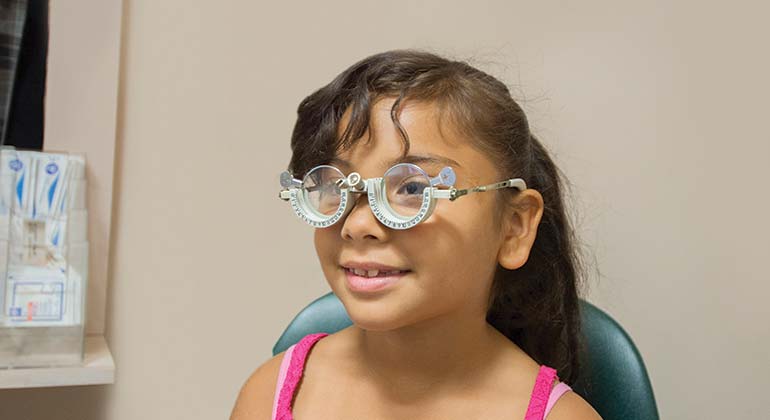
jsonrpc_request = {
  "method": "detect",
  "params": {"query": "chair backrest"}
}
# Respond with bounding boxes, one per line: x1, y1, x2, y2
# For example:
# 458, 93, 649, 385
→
273, 292, 660, 420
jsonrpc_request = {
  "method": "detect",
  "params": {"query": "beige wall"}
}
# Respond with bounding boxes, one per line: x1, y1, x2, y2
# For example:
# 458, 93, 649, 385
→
2, 1, 769, 419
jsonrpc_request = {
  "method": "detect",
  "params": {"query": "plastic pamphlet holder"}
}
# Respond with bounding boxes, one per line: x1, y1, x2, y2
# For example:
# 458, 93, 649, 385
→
0, 147, 88, 368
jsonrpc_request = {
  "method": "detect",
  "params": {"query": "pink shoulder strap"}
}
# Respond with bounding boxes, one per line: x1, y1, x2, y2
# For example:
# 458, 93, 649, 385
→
545, 382, 572, 417
524, 365, 572, 420
271, 333, 329, 420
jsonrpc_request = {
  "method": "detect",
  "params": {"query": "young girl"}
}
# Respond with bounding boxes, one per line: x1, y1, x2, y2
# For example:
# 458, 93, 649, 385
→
231, 50, 602, 420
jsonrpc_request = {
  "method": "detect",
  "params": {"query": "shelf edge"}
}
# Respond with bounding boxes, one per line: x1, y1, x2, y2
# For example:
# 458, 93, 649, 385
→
0, 335, 115, 389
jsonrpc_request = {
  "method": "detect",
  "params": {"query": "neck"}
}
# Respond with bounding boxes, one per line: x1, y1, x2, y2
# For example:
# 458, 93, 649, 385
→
353, 308, 505, 399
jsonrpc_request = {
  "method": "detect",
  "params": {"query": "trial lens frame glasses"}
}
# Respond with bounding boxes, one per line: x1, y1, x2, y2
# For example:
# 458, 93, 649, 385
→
278, 163, 527, 230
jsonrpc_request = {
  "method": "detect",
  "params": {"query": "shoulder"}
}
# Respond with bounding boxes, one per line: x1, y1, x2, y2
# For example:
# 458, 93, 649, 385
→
545, 384, 603, 420
229, 350, 287, 420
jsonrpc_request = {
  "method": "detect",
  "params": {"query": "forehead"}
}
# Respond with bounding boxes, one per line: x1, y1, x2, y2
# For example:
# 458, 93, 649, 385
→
334, 98, 494, 182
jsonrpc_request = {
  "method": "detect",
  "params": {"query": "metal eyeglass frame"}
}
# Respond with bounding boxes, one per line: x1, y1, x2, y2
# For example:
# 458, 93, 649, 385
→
278, 163, 527, 230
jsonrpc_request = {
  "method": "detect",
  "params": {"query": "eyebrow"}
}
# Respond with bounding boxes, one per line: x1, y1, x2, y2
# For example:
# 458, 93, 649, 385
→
329, 154, 461, 170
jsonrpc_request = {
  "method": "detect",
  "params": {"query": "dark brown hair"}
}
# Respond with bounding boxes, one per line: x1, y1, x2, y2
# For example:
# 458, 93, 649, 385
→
288, 50, 584, 384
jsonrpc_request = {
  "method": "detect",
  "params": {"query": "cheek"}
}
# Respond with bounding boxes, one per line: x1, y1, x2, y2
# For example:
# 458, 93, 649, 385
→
414, 198, 501, 282
314, 227, 340, 268
435, 193, 501, 245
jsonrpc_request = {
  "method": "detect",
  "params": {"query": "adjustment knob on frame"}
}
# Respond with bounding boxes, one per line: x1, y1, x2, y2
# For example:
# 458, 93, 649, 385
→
280, 171, 301, 188
346, 172, 366, 190
438, 167, 456, 186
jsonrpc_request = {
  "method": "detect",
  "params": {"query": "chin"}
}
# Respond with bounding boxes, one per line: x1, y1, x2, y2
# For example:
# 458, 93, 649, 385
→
337, 294, 414, 332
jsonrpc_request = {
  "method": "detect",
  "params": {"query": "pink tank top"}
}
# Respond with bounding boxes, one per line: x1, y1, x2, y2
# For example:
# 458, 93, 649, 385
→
271, 333, 572, 420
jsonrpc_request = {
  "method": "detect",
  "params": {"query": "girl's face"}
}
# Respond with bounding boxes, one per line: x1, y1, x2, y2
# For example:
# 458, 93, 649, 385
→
314, 98, 511, 331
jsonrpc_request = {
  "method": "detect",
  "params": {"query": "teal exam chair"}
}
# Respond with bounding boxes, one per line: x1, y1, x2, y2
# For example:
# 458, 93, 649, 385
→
273, 292, 660, 420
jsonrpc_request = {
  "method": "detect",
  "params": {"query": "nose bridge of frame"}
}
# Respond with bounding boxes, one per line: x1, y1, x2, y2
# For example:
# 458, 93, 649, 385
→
343, 174, 380, 209
337, 174, 395, 225
344, 172, 366, 191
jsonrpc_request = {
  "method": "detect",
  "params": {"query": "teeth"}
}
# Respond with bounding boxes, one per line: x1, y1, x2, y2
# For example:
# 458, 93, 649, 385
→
347, 267, 407, 278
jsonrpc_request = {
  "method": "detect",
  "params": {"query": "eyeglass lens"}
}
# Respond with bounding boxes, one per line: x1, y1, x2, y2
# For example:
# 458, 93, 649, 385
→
302, 166, 344, 216
383, 164, 430, 218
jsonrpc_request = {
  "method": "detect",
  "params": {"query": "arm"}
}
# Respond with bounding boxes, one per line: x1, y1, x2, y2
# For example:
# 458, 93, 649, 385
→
230, 352, 286, 420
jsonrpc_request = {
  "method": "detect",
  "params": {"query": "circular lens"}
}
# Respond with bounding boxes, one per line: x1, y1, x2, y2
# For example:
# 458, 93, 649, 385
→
302, 166, 345, 216
384, 164, 430, 218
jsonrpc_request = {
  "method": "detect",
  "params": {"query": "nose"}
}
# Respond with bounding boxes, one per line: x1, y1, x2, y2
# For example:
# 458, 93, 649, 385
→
340, 192, 389, 242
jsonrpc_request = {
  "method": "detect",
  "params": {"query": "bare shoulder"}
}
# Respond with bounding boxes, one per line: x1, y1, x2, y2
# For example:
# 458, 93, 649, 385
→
229, 351, 286, 420
545, 386, 603, 420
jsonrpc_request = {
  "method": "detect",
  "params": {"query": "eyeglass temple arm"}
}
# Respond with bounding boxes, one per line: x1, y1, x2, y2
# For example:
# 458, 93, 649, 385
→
433, 178, 527, 201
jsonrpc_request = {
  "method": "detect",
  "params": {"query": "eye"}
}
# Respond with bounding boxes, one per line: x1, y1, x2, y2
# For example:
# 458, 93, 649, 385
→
397, 181, 427, 195
321, 182, 341, 196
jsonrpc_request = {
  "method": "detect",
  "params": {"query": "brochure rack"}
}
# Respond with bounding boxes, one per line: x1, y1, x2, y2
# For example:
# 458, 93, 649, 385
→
0, 147, 88, 368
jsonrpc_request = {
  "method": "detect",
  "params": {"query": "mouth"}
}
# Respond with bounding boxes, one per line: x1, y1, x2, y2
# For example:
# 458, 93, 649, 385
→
340, 264, 411, 293
343, 267, 410, 278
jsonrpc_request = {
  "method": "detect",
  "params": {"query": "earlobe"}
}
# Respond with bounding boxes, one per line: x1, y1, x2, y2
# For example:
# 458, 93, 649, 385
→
497, 190, 545, 270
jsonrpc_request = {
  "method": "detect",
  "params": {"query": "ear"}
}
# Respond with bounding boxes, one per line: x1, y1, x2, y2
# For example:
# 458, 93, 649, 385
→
497, 189, 545, 270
